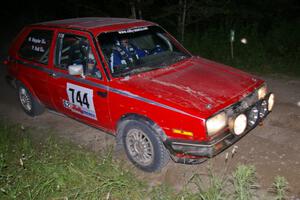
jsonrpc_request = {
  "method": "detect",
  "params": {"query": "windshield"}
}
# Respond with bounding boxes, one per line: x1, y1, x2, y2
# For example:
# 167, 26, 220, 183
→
98, 26, 191, 77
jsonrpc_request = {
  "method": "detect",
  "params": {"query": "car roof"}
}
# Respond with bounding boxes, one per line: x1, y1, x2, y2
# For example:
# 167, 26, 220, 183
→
34, 17, 155, 35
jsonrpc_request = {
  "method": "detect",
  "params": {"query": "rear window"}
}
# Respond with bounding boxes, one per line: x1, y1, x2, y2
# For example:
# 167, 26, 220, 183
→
18, 29, 53, 64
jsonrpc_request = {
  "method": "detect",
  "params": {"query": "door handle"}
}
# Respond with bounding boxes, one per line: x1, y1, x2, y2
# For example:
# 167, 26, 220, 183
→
97, 91, 107, 98
49, 72, 58, 78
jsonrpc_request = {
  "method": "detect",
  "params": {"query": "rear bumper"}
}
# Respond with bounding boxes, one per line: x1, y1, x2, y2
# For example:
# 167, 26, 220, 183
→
164, 94, 273, 163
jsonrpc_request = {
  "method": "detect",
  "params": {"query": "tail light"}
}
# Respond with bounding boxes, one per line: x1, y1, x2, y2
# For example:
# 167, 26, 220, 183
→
3, 56, 10, 65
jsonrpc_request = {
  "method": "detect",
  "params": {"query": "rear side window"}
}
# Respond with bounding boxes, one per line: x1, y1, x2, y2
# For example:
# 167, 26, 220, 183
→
18, 29, 53, 64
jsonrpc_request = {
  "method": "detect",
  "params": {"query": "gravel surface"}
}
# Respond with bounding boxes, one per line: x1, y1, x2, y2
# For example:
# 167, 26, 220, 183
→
0, 62, 299, 198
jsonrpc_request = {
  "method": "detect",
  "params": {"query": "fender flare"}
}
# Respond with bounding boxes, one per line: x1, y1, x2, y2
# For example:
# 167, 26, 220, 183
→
15, 78, 43, 105
116, 113, 167, 142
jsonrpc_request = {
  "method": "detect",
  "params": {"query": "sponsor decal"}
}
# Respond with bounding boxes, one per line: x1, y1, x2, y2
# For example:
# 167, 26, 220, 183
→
65, 83, 97, 120
28, 36, 47, 52
118, 27, 148, 34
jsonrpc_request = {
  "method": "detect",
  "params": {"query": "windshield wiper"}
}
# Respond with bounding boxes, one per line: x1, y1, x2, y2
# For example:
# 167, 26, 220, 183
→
172, 54, 189, 62
112, 65, 133, 78
115, 65, 164, 77
157, 54, 188, 68
113, 66, 143, 77
113, 54, 190, 78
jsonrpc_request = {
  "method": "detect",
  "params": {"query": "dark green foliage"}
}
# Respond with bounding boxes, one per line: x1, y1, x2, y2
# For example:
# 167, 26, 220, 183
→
184, 21, 300, 77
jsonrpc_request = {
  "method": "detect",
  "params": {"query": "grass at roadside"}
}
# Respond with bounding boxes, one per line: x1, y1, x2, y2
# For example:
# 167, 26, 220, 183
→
0, 121, 289, 199
0, 122, 146, 199
272, 176, 289, 200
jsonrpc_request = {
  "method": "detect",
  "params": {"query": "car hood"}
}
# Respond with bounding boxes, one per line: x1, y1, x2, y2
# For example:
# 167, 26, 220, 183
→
114, 56, 263, 118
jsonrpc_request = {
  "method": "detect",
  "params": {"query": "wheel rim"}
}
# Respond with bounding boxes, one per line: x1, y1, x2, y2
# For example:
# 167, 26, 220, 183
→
19, 87, 32, 111
125, 128, 154, 166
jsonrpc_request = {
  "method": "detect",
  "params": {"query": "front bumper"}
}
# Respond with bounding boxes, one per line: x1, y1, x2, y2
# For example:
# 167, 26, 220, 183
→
164, 93, 273, 163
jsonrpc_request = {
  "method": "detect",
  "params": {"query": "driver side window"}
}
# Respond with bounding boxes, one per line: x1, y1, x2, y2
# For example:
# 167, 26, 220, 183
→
55, 33, 101, 79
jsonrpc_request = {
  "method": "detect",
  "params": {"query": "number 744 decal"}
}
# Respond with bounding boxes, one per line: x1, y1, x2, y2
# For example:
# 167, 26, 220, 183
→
64, 83, 97, 120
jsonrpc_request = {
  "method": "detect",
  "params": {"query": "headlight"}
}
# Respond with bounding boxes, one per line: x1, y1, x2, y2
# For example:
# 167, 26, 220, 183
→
257, 84, 267, 100
268, 93, 275, 111
206, 112, 227, 136
231, 113, 247, 135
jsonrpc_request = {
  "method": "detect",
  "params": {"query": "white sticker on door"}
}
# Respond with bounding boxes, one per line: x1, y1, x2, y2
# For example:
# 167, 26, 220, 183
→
65, 83, 97, 120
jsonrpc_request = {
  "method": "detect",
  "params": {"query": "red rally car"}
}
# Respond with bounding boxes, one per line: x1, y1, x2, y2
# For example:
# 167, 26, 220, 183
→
5, 17, 275, 172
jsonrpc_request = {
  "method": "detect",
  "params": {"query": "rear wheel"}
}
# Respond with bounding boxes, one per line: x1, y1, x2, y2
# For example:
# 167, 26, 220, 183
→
18, 84, 44, 117
120, 120, 169, 172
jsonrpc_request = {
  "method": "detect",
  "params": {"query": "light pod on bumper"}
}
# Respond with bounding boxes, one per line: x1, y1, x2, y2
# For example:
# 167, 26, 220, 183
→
248, 106, 259, 126
268, 93, 275, 111
230, 113, 247, 136
259, 100, 268, 118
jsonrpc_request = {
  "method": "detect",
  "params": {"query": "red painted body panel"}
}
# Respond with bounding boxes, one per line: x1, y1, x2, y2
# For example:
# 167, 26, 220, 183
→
111, 57, 263, 118
6, 17, 266, 146
46, 28, 112, 131
108, 80, 207, 141
8, 26, 57, 107
35, 17, 154, 35
107, 56, 263, 141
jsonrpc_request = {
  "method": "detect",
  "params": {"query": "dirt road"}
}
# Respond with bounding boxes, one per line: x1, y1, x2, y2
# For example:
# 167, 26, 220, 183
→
0, 63, 299, 197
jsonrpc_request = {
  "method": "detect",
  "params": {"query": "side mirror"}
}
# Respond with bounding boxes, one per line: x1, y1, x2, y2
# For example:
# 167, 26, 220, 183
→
68, 64, 83, 76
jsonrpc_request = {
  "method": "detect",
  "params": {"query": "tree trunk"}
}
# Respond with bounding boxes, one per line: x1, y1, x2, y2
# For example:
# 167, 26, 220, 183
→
181, 0, 187, 43
177, 0, 187, 43
130, 1, 137, 19
177, 0, 182, 40
137, 0, 143, 19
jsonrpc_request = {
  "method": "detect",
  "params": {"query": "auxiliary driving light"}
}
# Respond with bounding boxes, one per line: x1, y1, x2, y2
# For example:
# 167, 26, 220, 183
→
259, 100, 268, 118
268, 93, 275, 111
248, 106, 259, 126
232, 114, 247, 135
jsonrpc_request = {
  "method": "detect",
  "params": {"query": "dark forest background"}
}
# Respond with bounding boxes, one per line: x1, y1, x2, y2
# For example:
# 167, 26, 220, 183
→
2, 0, 300, 76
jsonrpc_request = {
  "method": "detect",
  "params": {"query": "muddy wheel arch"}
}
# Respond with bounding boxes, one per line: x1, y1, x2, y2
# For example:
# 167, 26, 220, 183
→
116, 113, 167, 142
115, 113, 170, 171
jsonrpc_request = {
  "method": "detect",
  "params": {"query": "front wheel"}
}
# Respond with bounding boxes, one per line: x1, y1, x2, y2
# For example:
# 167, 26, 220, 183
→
121, 120, 169, 172
18, 83, 44, 117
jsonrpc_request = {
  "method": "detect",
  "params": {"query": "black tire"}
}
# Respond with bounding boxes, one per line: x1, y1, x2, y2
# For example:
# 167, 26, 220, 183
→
120, 120, 169, 172
17, 83, 44, 117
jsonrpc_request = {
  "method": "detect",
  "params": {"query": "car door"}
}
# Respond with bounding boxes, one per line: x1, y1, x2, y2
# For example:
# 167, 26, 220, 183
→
16, 28, 55, 107
48, 29, 112, 130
